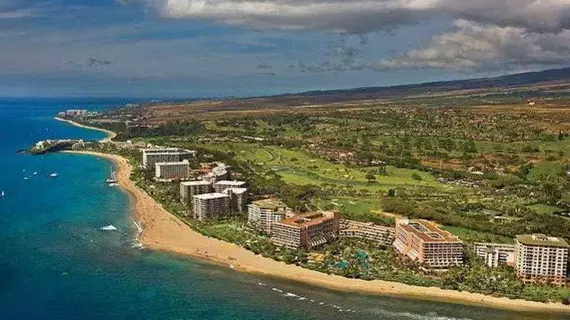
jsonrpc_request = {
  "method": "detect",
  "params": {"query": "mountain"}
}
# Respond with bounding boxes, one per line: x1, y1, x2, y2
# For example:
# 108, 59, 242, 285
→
285, 67, 570, 101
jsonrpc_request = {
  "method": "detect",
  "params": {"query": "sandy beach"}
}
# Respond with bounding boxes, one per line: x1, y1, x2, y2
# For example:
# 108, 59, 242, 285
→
54, 117, 116, 142
67, 150, 570, 314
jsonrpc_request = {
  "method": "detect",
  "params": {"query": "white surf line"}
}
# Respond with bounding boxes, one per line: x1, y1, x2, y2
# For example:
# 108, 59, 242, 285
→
132, 219, 143, 234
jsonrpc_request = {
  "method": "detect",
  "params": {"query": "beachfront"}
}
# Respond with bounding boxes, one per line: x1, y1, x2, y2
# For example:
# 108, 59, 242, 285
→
67, 150, 570, 313
54, 117, 117, 142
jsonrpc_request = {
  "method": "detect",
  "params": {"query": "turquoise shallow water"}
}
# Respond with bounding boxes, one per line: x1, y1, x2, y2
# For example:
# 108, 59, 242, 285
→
0, 98, 567, 320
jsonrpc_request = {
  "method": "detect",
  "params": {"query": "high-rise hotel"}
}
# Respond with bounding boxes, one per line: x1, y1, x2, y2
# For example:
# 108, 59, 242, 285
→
271, 211, 340, 249
247, 198, 293, 234
142, 148, 196, 169
515, 234, 569, 286
393, 218, 463, 269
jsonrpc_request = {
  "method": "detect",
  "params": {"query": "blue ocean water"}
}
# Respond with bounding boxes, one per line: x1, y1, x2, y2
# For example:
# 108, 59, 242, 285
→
0, 98, 565, 320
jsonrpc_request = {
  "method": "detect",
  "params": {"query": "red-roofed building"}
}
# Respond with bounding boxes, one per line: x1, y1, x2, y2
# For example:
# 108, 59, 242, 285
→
271, 211, 340, 249
393, 218, 463, 269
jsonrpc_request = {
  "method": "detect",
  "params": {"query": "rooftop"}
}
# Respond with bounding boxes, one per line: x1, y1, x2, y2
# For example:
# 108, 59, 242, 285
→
155, 160, 190, 166
397, 218, 461, 243
215, 180, 246, 186
277, 211, 339, 228
250, 198, 289, 210
516, 234, 570, 248
224, 187, 247, 195
142, 148, 181, 153
342, 219, 394, 232
181, 180, 211, 186
193, 193, 229, 200
142, 148, 195, 155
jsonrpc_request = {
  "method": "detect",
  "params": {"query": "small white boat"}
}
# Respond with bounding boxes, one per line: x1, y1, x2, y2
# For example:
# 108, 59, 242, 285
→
100, 225, 117, 231
33, 172, 38, 175
49, 173, 58, 178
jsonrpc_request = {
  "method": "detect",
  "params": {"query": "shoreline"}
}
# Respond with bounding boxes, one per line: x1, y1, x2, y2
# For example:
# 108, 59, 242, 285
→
54, 117, 116, 142
65, 150, 570, 314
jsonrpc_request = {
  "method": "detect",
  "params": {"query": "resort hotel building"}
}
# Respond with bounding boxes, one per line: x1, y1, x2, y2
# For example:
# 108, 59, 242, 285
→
514, 234, 569, 286
180, 180, 212, 204
473, 242, 515, 268
339, 220, 395, 246
155, 160, 190, 180
214, 180, 246, 193
247, 198, 294, 234
192, 193, 230, 221
223, 187, 248, 213
393, 218, 464, 269
271, 211, 340, 249
142, 148, 196, 169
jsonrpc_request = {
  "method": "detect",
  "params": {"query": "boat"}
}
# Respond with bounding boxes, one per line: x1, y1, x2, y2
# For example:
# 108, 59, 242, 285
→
49, 173, 58, 178
100, 225, 117, 231
105, 166, 118, 184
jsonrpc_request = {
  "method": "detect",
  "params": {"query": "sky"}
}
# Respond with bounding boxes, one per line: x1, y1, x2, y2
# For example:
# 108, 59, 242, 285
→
1, 0, 570, 98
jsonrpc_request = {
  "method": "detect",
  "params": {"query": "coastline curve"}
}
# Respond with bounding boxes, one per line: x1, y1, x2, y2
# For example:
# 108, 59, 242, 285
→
54, 117, 117, 142
64, 149, 570, 314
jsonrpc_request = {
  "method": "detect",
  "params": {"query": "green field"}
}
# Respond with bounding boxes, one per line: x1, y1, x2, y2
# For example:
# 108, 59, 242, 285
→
200, 142, 453, 192
443, 226, 514, 244
312, 197, 396, 225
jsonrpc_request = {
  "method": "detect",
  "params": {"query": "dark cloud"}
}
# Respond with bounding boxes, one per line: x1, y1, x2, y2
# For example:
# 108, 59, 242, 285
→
291, 34, 370, 73
255, 63, 271, 69
88, 57, 112, 67
67, 57, 113, 69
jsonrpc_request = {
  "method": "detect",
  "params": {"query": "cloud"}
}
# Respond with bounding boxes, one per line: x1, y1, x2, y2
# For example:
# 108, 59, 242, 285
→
0, 8, 34, 19
148, 0, 570, 34
438, 0, 570, 33
255, 63, 271, 69
138, 1, 570, 72
67, 58, 113, 69
376, 20, 570, 71
87, 58, 112, 67
151, 0, 433, 33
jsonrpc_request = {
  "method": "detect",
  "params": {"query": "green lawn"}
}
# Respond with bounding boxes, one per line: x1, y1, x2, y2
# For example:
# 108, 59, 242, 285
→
529, 203, 561, 215
527, 161, 565, 182
312, 197, 394, 225
199, 142, 453, 192
444, 225, 514, 244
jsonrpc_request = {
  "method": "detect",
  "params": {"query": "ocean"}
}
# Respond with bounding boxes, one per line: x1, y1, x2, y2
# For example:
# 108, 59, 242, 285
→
0, 98, 565, 320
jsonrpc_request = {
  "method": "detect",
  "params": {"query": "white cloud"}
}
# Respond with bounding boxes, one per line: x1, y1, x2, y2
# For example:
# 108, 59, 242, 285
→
151, 0, 434, 33
148, 0, 570, 33
376, 20, 570, 70
137, 0, 570, 71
